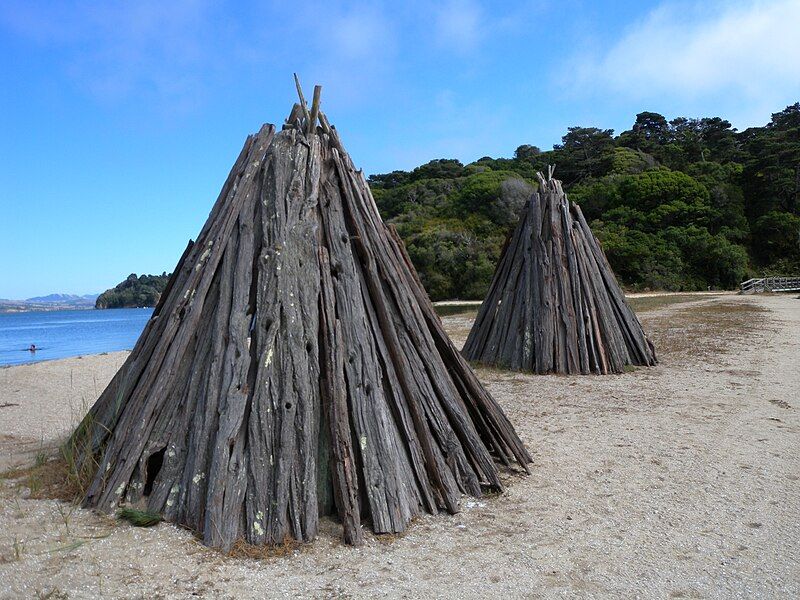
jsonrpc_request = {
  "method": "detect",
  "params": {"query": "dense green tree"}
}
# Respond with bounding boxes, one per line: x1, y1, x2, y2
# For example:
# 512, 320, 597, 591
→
592, 222, 684, 290
740, 103, 800, 219
551, 126, 616, 184
750, 211, 800, 269
663, 226, 748, 288
618, 111, 671, 155
684, 161, 748, 241
399, 222, 503, 300
617, 114, 741, 170
368, 159, 466, 190
514, 144, 541, 161
96, 273, 170, 309
367, 102, 800, 299
667, 117, 704, 166
451, 170, 534, 225
370, 166, 535, 300
570, 178, 622, 222
610, 147, 655, 175
470, 155, 541, 180
696, 117, 740, 163
373, 177, 459, 219
615, 169, 712, 230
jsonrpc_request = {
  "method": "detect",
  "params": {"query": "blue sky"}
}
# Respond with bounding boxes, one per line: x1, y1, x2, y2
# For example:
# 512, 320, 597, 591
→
2, 0, 799, 299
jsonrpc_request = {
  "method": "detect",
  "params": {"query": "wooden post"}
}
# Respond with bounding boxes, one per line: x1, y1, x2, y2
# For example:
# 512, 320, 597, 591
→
308, 85, 322, 134
293, 73, 311, 129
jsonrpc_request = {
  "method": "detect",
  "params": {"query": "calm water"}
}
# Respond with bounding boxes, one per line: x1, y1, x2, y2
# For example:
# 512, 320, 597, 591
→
0, 308, 152, 367
0, 304, 477, 368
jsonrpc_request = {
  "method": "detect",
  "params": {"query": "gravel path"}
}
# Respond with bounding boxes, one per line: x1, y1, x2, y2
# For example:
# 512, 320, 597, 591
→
0, 294, 797, 599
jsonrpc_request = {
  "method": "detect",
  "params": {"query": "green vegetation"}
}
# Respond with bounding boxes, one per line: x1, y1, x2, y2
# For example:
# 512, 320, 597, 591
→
370, 104, 800, 300
372, 161, 535, 299
95, 273, 170, 309
117, 507, 162, 527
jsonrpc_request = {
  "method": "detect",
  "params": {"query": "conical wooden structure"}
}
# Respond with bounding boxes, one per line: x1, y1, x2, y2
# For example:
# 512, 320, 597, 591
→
70, 81, 530, 551
463, 169, 657, 375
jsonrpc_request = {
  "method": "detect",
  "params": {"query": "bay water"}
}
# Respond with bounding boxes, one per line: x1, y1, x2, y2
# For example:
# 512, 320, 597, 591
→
0, 308, 152, 367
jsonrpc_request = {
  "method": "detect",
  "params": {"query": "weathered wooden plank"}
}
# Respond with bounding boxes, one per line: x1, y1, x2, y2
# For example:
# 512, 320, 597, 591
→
318, 246, 363, 545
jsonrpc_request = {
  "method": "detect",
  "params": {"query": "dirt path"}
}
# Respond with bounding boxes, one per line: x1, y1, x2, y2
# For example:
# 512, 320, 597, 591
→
0, 294, 798, 598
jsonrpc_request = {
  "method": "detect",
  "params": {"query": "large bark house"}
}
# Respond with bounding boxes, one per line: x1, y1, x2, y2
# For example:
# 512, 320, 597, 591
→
71, 84, 531, 551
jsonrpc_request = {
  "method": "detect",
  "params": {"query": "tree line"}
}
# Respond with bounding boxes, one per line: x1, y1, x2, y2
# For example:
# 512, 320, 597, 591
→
369, 103, 800, 300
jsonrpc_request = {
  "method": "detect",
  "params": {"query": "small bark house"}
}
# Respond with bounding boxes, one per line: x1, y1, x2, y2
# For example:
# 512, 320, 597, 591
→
463, 170, 657, 375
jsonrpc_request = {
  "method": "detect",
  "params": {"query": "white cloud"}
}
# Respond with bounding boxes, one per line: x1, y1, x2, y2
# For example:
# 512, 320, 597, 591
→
433, 0, 483, 53
291, 4, 398, 110
1, 0, 217, 113
329, 10, 392, 60
570, 0, 800, 122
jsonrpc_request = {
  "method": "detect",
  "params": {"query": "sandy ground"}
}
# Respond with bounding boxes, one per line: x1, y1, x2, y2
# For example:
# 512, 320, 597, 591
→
0, 353, 128, 471
0, 293, 798, 599
431, 291, 736, 306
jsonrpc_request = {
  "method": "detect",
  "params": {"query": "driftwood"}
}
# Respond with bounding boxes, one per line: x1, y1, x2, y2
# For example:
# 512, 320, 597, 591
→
70, 81, 531, 551
463, 171, 657, 375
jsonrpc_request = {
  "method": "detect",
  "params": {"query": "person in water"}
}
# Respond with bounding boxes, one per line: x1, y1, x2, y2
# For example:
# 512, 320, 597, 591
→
29, 344, 36, 352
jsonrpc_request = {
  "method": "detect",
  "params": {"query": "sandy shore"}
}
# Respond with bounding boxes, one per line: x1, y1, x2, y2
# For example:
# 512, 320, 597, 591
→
0, 294, 798, 598
0, 352, 128, 471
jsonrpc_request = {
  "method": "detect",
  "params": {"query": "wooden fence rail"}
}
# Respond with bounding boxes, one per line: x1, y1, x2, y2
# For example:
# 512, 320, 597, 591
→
740, 276, 800, 293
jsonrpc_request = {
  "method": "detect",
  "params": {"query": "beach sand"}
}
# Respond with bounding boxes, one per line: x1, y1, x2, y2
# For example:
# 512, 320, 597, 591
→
0, 294, 798, 598
0, 352, 128, 471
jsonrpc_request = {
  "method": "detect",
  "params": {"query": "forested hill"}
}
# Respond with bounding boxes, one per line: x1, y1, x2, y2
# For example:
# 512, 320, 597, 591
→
95, 273, 170, 309
369, 103, 800, 301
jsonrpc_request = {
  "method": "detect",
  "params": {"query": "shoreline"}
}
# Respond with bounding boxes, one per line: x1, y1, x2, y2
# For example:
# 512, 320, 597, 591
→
0, 291, 752, 369
0, 305, 155, 315
0, 350, 132, 370
433, 290, 739, 306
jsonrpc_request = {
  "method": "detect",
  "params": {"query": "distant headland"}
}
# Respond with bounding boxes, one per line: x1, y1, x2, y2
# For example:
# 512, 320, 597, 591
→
1, 273, 172, 313
95, 273, 170, 309
0, 294, 98, 313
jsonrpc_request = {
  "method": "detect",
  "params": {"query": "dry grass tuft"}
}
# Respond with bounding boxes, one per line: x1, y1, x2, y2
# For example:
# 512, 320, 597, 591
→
0, 410, 103, 502
228, 536, 305, 559
1, 455, 86, 502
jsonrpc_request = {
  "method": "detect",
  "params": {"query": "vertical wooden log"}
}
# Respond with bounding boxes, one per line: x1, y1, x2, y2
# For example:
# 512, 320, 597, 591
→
308, 85, 322, 134
318, 247, 363, 545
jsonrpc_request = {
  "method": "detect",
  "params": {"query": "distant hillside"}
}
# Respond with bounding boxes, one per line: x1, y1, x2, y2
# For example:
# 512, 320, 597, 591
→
0, 293, 98, 313
25, 293, 97, 305
96, 273, 170, 309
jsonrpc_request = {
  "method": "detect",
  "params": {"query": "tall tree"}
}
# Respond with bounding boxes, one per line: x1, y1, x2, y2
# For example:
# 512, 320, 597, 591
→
552, 127, 616, 185
619, 111, 672, 155
740, 103, 800, 219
